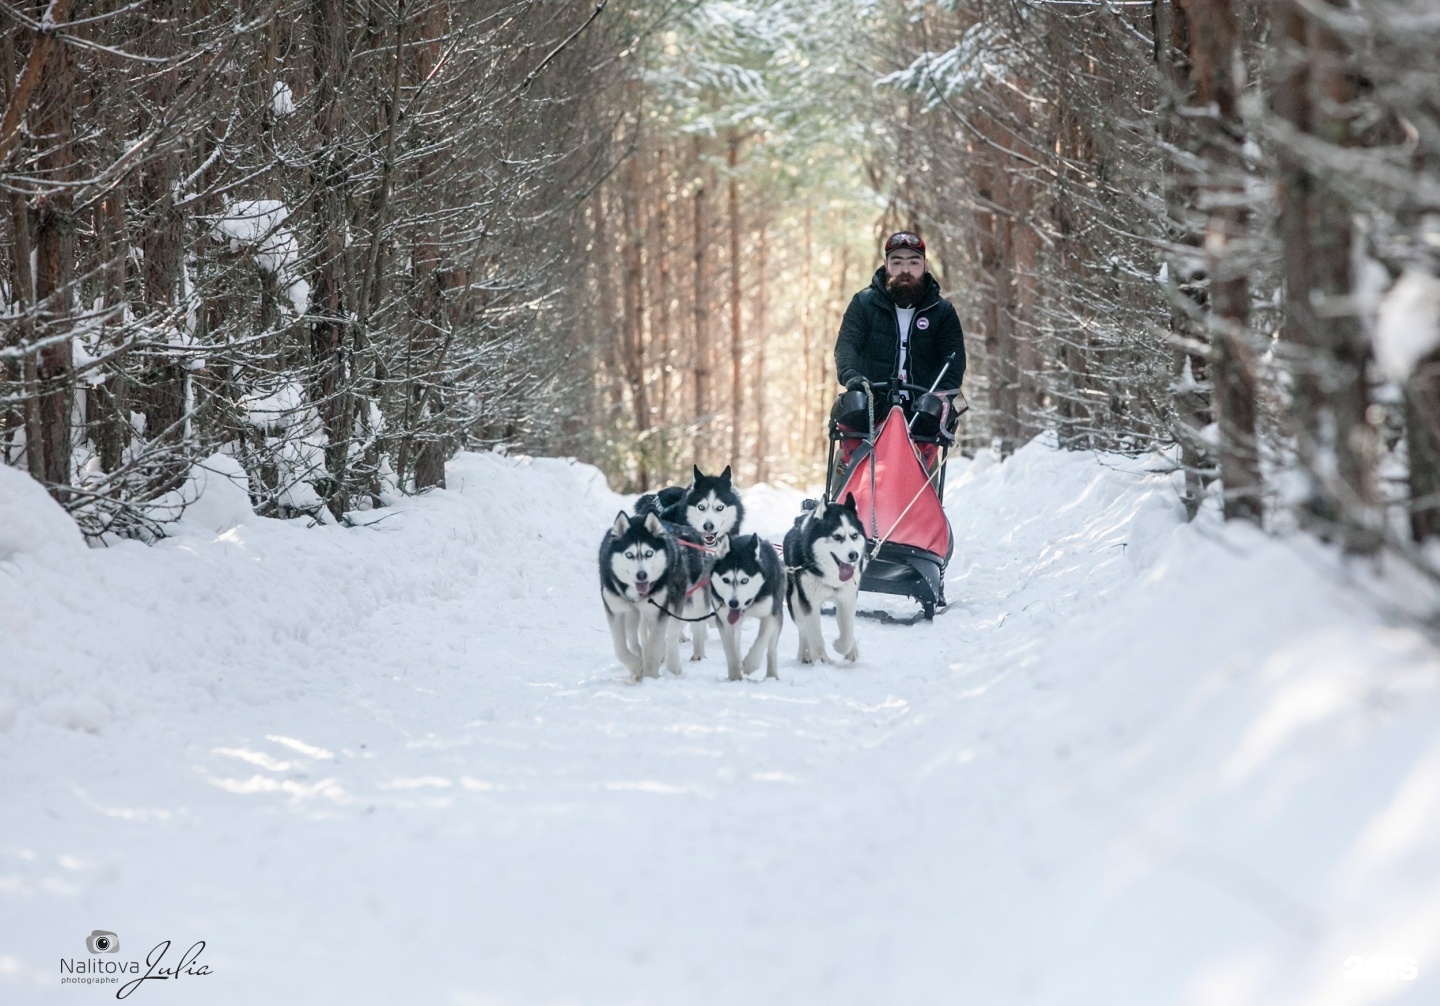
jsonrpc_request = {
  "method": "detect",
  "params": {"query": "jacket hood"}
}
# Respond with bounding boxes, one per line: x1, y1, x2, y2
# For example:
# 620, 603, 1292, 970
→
869, 267, 941, 309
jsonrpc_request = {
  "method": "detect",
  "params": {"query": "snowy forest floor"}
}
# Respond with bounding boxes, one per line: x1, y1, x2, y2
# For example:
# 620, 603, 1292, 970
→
3, 438, 1439, 1005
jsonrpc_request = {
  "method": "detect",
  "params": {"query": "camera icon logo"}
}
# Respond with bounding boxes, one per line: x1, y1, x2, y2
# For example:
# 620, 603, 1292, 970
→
86, 930, 119, 954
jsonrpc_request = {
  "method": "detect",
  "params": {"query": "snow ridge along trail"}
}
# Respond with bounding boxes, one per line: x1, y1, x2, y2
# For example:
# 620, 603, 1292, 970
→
2, 439, 1437, 1005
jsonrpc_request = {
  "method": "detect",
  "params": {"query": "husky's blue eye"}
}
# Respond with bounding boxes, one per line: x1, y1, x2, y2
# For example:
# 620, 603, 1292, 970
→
644, 549, 654, 558
741, 577, 750, 585
716, 504, 725, 510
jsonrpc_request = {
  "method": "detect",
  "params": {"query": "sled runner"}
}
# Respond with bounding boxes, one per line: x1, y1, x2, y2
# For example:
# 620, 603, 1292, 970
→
824, 375, 964, 622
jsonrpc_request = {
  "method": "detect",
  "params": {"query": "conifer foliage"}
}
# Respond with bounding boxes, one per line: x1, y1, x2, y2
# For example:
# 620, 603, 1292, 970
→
871, 0, 1440, 553
2, 0, 630, 533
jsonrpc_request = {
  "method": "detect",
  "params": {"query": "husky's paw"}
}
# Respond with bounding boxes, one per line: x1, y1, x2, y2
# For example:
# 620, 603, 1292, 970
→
836, 640, 859, 662
727, 667, 743, 682
627, 671, 643, 684
742, 656, 762, 675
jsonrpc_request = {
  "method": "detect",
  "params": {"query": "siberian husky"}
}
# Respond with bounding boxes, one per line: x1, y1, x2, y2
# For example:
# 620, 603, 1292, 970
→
783, 495, 866, 664
709, 533, 784, 681
637, 465, 745, 547
598, 511, 682, 682
637, 465, 744, 661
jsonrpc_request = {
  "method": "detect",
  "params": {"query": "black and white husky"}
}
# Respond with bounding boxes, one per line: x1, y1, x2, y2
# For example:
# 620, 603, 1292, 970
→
637, 465, 745, 548
599, 511, 682, 682
709, 533, 784, 681
783, 495, 866, 664
637, 465, 745, 661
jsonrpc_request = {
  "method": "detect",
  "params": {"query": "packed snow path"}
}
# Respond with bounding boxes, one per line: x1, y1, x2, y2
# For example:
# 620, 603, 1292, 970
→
2, 440, 1437, 1005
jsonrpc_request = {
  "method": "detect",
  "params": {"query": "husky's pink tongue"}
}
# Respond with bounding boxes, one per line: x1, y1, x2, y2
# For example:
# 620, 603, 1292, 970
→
727, 608, 743, 625
635, 580, 651, 596
837, 561, 855, 582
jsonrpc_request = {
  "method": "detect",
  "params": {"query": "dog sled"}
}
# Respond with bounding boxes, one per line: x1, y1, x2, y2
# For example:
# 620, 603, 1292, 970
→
824, 368, 964, 623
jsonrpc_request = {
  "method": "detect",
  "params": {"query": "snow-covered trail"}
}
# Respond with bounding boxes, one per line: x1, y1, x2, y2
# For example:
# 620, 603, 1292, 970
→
2, 443, 1438, 1005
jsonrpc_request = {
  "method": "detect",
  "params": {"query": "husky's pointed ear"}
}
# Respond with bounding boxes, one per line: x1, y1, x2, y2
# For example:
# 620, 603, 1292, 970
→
613, 511, 630, 537
719, 464, 732, 485
692, 464, 704, 485
842, 493, 858, 515
712, 534, 731, 559
643, 511, 667, 537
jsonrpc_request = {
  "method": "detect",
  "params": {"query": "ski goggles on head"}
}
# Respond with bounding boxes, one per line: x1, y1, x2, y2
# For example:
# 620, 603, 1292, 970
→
884, 231, 926, 256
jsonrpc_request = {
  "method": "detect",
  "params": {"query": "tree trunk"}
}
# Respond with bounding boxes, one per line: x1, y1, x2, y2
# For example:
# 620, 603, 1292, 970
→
691, 135, 710, 463
753, 221, 768, 483
1183, 0, 1261, 522
32, 4, 76, 495
1272, 0, 1378, 550
1406, 352, 1440, 541
799, 204, 813, 467
727, 131, 744, 467
1159, 0, 1213, 516
309, 0, 357, 507
1310, 0, 1378, 552
655, 143, 673, 430
620, 153, 650, 486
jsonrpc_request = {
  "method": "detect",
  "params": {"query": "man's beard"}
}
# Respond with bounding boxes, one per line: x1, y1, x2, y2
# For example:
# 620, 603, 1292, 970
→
886, 272, 924, 307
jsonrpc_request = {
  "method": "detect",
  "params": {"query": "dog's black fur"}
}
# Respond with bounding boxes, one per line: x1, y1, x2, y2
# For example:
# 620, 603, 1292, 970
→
710, 533, 785, 623
635, 465, 745, 546
599, 511, 688, 680
783, 494, 866, 664
709, 532, 785, 680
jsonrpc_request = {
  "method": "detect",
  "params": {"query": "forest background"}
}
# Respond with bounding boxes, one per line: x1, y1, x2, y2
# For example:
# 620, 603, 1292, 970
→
3, 0, 1440, 564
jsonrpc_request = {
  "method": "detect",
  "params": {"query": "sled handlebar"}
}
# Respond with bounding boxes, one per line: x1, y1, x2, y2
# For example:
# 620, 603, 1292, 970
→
861, 380, 961, 398
858, 353, 960, 399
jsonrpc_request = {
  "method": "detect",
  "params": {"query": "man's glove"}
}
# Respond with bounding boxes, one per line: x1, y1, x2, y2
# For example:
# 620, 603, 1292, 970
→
844, 376, 866, 391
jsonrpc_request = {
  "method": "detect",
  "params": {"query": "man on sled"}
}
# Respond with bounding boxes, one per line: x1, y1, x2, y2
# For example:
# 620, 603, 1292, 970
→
832, 230, 967, 473
823, 231, 968, 621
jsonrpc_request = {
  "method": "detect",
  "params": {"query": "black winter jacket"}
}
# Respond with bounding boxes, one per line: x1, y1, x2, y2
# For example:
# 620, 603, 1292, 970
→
834, 269, 966, 392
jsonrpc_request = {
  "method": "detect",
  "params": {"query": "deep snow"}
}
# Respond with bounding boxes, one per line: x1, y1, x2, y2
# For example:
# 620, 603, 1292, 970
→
1, 439, 1437, 1005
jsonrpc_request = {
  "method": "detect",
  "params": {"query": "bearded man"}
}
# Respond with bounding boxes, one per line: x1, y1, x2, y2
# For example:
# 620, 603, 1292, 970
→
834, 231, 967, 401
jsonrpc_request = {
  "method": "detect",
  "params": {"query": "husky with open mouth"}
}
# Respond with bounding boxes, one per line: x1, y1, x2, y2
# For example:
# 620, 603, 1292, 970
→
708, 533, 784, 681
599, 511, 682, 682
783, 495, 866, 664
636, 466, 744, 661
636, 465, 745, 549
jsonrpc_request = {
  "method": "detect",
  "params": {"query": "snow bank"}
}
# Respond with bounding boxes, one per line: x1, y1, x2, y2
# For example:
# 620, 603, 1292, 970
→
147, 453, 256, 534
1, 440, 1437, 1005
0, 463, 85, 565
0, 451, 623, 739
